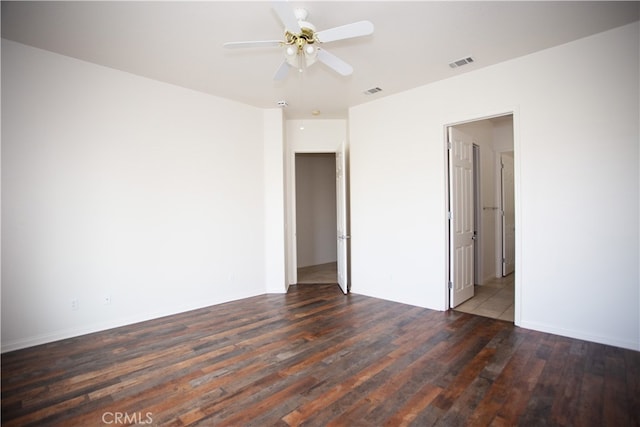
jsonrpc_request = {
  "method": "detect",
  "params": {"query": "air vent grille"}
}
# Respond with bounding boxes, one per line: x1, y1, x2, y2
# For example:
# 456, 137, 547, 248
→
449, 56, 475, 68
364, 87, 383, 95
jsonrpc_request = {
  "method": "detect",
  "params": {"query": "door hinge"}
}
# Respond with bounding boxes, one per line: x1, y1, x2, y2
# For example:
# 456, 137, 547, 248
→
447, 141, 452, 150
447, 211, 452, 220
448, 281, 453, 289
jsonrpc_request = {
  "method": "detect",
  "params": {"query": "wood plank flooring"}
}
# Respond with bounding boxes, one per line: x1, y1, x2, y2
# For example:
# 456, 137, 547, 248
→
2, 284, 639, 426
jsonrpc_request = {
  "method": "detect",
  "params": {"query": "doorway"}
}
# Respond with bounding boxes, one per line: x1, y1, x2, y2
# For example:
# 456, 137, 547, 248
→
295, 153, 338, 284
446, 114, 515, 321
285, 146, 349, 294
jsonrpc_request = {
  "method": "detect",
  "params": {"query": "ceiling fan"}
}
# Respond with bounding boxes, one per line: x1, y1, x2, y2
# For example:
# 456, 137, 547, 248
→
223, 1, 374, 80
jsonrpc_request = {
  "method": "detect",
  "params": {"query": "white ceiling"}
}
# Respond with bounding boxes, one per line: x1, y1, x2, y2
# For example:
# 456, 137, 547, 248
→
2, 1, 638, 119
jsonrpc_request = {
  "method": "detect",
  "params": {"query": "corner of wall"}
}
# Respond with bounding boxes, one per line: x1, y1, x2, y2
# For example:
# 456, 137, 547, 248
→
263, 109, 287, 293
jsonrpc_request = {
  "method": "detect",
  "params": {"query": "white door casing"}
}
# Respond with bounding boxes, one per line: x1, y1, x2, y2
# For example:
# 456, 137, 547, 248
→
449, 127, 475, 307
501, 152, 515, 276
336, 143, 349, 294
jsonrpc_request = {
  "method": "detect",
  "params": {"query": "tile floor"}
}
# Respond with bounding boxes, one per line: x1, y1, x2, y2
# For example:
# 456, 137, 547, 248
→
454, 274, 515, 322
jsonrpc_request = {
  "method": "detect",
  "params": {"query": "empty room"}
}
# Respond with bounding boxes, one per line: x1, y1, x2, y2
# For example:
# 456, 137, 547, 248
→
2, 1, 639, 425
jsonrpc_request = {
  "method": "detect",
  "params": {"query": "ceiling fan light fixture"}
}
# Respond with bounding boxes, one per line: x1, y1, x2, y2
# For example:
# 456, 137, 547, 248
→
284, 45, 300, 68
305, 44, 316, 56
303, 44, 318, 67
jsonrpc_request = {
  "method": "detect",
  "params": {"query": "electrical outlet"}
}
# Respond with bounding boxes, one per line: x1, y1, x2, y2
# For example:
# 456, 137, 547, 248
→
103, 295, 111, 305
71, 299, 79, 311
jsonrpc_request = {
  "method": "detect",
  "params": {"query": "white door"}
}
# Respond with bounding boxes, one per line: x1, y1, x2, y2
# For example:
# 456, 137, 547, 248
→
501, 152, 515, 276
336, 143, 349, 294
449, 127, 475, 307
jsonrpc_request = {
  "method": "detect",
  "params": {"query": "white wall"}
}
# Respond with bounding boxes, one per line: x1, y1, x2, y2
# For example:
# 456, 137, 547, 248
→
349, 22, 639, 350
284, 120, 347, 285
1, 40, 278, 351
295, 154, 337, 268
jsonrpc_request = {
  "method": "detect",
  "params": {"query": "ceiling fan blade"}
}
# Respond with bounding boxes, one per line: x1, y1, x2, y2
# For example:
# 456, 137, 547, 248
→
271, 1, 301, 34
317, 49, 353, 76
224, 40, 282, 49
273, 61, 291, 81
315, 21, 374, 43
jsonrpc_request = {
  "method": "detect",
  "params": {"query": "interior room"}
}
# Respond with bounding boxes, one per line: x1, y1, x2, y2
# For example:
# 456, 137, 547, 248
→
2, 1, 638, 425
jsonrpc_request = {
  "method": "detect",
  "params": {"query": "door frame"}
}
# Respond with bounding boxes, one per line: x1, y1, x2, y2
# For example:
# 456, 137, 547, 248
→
443, 109, 521, 325
286, 149, 347, 288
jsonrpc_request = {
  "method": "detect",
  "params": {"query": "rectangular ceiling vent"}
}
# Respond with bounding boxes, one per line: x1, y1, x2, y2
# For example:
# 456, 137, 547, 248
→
364, 87, 383, 95
449, 56, 475, 69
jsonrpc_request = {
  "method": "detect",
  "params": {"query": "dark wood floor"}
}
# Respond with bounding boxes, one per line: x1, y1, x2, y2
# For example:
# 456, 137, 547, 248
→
2, 284, 639, 426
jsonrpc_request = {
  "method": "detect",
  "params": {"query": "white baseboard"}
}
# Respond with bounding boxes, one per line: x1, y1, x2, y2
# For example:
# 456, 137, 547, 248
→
1, 292, 262, 353
518, 320, 638, 351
